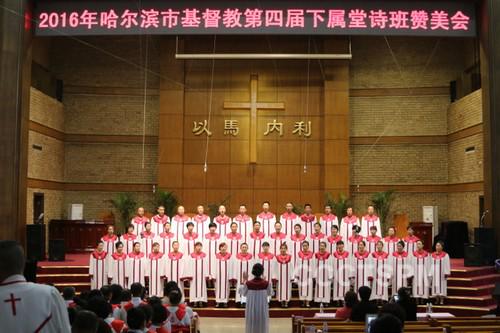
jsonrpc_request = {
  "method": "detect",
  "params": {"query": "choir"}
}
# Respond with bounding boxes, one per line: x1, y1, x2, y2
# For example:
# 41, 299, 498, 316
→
89, 203, 451, 308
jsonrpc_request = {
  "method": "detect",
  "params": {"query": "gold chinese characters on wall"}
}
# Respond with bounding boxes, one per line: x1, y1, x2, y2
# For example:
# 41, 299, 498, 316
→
192, 119, 312, 137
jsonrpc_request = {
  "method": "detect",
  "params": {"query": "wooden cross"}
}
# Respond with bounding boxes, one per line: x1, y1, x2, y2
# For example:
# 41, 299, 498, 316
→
4, 293, 21, 316
224, 74, 284, 163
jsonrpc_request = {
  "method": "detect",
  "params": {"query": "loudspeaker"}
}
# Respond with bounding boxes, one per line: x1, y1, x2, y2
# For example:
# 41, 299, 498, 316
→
464, 243, 484, 266
475, 228, 496, 265
440, 221, 469, 258
24, 259, 37, 282
26, 224, 45, 261
49, 239, 65, 261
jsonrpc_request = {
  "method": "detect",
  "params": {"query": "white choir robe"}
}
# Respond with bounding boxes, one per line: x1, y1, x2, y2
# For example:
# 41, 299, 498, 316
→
273, 254, 293, 302
313, 252, 333, 303
309, 232, 326, 254
231, 253, 255, 304
320, 214, 339, 237
183, 252, 209, 302
390, 251, 413, 296
404, 235, 420, 257
146, 252, 166, 297
238, 279, 273, 333
332, 251, 352, 301
326, 235, 343, 254
151, 214, 169, 235
224, 232, 243, 256
165, 252, 185, 292
339, 215, 359, 241
126, 252, 147, 288
193, 214, 210, 238
269, 232, 287, 256
101, 234, 119, 264
89, 251, 109, 289
232, 214, 252, 243
120, 233, 137, 254
256, 253, 275, 284
428, 252, 451, 297
300, 214, 317, 238
366, 235, 382, 254
412, 250, 430, 298
256, 212, 276, 237
156, 232, 175, 254
0, 275, 71, 333
370, 251, 391, 301
203, 233, 221, 279
214, 253, 233, 303
140, 231, 156, 257
347, 235, 364, 257
108, 252, 128, 287
289, 234, 306, 266
383, 236, 400, 257
171, 214, 191, 241
294, 251, 315, 301
213, 215, 231, 238
131, 216, 149, 236
279, 212, 300, 237
180, 232, 199, 256
248, 232, 266, 258
360, 215, 382, 238
352, 251, 372, 292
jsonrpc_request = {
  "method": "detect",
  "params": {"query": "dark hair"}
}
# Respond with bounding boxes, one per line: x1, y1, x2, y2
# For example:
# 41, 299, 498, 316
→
138, 303, 153, 323
145, 221, 151, 227
67, 306, 77, 325
109, 284, 123, 304
86, 296, 111, 319
100, 285, 112, 300
121, 290, 132, 302
62, 286, 76, 300
186, 222, 194, 228
275, 221, 282, 225
344, 291, 359, 308
97, 319, 112, 333
332, 225, 339, 230
302, 240, 309, 246
130, 283, 144, 297
127, 224, 135, 230
96, 240, 104, 246
294, 223, 302, 229
230, 222, 237, 227
127, 307, 146, 330
72, 310, 99, 333
352, 225, 361, 233
358, 286, 372, 301
209, 222, 217, 229
370, 226, 377, 231
397, 240, 405, 248
262, 201, 270, 205
151, 303, 168, 325
168, 290, 182, 306
115, 241, 123, 249
252, 263, 264, 278
380, 303, 406, 325
262, 241, 270, 247
370, 313, 402, 333
337, 240, 344, 246
164, 281, 180, 297
88, 289, 103, 299
304, 203, 312, 208
148, 296, 162, 307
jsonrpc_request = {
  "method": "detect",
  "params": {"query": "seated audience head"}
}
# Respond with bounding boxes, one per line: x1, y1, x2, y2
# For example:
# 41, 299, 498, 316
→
397, 287, 411, 302
381, 302, 406, 324
164, 281, 180, 297
63, 286, 76, 301
86, 296, 112, 319
344, 291, 359, 308
67, 306, 77, 325
358, 286, 372, 301
100, 285, 112, 301
151, 303, 168, 325
88, 289, 104, 299
127, 307, 146, 331
148, 296, 162, 307
130, 282, 144, 298
0, 240, 25, 281
168, 290, 182, 306
370, 314, 403, 333
120, 289, 132, 303
139, 303, 153, 326
72, 310, 99, 333
252, 263, 264, 278
109, 284, 123, 304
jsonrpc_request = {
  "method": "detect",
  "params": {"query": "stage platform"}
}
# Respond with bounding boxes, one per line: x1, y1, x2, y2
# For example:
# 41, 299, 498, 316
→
37, 255, 499, 317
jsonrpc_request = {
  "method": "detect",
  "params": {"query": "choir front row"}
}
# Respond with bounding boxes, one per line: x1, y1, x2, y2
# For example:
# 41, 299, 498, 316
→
90, 221, 451, 308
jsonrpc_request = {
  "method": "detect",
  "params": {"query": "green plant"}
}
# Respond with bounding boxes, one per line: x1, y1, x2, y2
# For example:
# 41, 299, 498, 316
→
324, 192, 351, 229
105, 193, 137, 234
207, 196, 231, 220
370, 190, 396, 232
152, 189, 179, 218
291, 203, 304, 215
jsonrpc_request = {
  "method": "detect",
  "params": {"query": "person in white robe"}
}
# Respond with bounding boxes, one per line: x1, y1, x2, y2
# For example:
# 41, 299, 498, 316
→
300, 204, 317, 238
273, 243, 293, 307
412, 240, 430, 303
293, 240, 314, 307
366, 225, 382, 253
89, 241, 108, 289
165, 241, 185, 295
171, 205, 191, 241
233, 204, 252, 243
239, 263, 273, 333
313, 241, 333, 306
327, 225, 343, 254
390, 240, 413, 296
140, 222, 156, 257
101, 225, 119, 264
403, 225, 420, 257
279, 202, 300, 237
0, 240, 71, 333
383, 226, 400, 256
309, 222, 326, 254
151, 205, 170, 235
121, 224, 137, 254
340, 207, 359, 241
182, 242, 209, 307
351, 240, 372, 292
180, 221, 199, 256
347, 225, 364, 256
248, 221, 266, 258
146, 242, 166, 297
256, 201, 276, 237
214, 242, 232, 307
428, 241, 451, 305
224, 222, 243, 255
360, 206, 382, 237
131, 207, 149, 236
320, 205, 338, 237
256, 242, 275, 284
369, 240, 391, 302
232, 243, 255, 307
203, 222, 221, 284
193, 205, 210, 238
213, 205, 231, 237
289, 223, 306, 266
156, 222, 175, 254
109, 241, 128, 287
331, 240, 352, 303
126, 242, 147, 288
269, 221, 287, 255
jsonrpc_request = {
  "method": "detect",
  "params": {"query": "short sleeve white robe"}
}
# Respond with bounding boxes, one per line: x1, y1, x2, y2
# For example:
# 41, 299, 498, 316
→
165, 252, 185, 292
183, 251, 209, 302
126, 252, 147, 288
428, 251, 451, 297
131, 216, 149, 237
224, 232, 243, 256
309, 232, 326, 254
390, 251, 413, 296
146, 252, 166, 297
347, 235, 364, 257
366, 235, 382, 254
202, 232, 221, 279
231, 253, 255, 304
272, 254, 293, 302
320, 213, 339, 237
360, 214, 381, 238
383, 236, 400, 257
120, 233, 137, 254
108, 252, 128, 287
289, 233, 306, 266
248, 231, 266, 258
256, 253, 275, 284
369, 251, 391, 301
140, 231, 156, 257
326, 235, 343, 255
151, 214, 169, 235
256, 212, 276, 237
232, 214, 252, 243
293, 251, 315, 301
352, 251, 372, 292
101, 234, 119, 264
239, 278, 273, 333
404, 235, 420, 257
332, 250, 352, 301
213, 215, 231, 238
180, 232, 199, 256
300, 214, 317, 238
214, 252, 233, 303
156, 231, 175, 254
313, 252, 333, 303
412, 250, 431, 298
193, 214, 210, 239
339, 215, 359, 241
89, 250, 108, 289
279, 212, 300, 237
268, 232, 287, 256
171, 214, 192, 241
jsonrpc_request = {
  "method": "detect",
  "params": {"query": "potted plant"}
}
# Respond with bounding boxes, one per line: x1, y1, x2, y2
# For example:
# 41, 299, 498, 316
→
207, 196, 230, 220
324, 192, 351, 229
370, 190, 396, 233
152, 189, 179, 218
105, 193, 137, 234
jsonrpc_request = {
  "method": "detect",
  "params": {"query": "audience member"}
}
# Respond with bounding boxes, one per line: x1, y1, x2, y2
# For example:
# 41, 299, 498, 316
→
370, 313, 403, 333
149, 304, 169, 332
335, 291, 358, 320
381, 302, 406, 326
350, 286, 379, 322
127, 308, 147, 333
395, 287, 417, 321
72, 310, 99, 333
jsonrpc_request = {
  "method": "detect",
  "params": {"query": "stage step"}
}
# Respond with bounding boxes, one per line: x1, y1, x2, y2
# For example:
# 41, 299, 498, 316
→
451, 266, 497, 278
37, 273, 89, 284
447, 284, 495, 297
448, 274, 500, 287
37, 266, 89, 275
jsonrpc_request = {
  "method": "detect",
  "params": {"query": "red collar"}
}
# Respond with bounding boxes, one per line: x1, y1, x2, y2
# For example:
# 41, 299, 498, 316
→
333, 251, 349, 259
92, 251, 107, 259
141, 231, 155, 238
191, 251, 206, 259
327, 235, 342, 243
160, 232, 174, 239
250, 231, 265, 239
276, 254, 292, 264
372, 251, 389, 259
128, 252, 145, 259
168, 252, 183, 260
149, 252, 164, 259
300, 214, 315, 222
215, 215, 230, 224
364, 214, 378, 222
173, 214, 189, 222
432, 251, 447, 259
270, 232, 286, 240
404, 235, 420, 242
366, 235, 381, 242
194, 214, 209, 223
414, 250, 429, 258
258, 252, 274, 260
236, 252, 252, 260
354, 251, 370, 259
122, 233, 137, 240
258, 212, 274, 219
311, 232, 325, 240
298, 251, 314, 259
393, 251, 408, 258
246, 278, 269, 290
205, 232, 220, 240
183, 232, 198, 240
348, 235, 364, 242
281, 212, 297, 219
384, 236, 399, 242
343, 215, 357, 223
152, 214, 168, 223
112, 252, 127, 260
291, 233, 306, 241
226, 232, 242, 240
133, 216, 148, 224
322, 213, 337, 221
102, 234, 117, 241
215, 252, 231, 260
315, 251, 331, 260
234, 214, 251, 222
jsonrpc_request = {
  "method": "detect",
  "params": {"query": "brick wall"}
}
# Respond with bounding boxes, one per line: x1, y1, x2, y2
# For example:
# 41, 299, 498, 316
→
448, 89, 482, 133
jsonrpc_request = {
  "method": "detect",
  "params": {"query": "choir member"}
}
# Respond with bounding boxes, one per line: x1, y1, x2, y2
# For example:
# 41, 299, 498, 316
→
224, 222, 243, 255
300, 203, 317, 238
203, 222, 221, 282
429, 241, 451, 305
248, 221, 266, 258
290, 223, 306, 265
340, 207, 359, 241
390, 240, 412, 296
384, 226, 399, 256
126, 242, 147, 288
294, 240, 314, 307
193, 205, 210, 237
140, 222, 155, 257
347, 225, 364, 256
360, 205, 381, 237
89, 240, 108, 289
214, 242, 232, 307
279, 202, 299, 237
109, 241, 128, 287
370, 240, 391, 302
180, 221, 199, 256
213, 205, 231, 237
101, 225, 119, 263
366, 225, 382, 253
256, 201, 276, 236
156, 222, 175, 254
165, 241, 185, 293
326, 225, 342, 254
121, 224, 137, 254
273, 243, 293, 308
269, 221, 287, 256
131, 207, 149, 235
151, 206, 169, 236
314, 241, 333, 306
352, 240, 371, 292
183, 242, 209, 307
256, 242, 275, 283
232, 243, 254, 307
233, 204, 252, 243
309, 222, 326, 254
146, 242, 166, 297
171, 205, 191, 241
412, 240, 430, 303
320, 204, 338, 237
332, 240, 352, 304
403, 226, 420, 257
